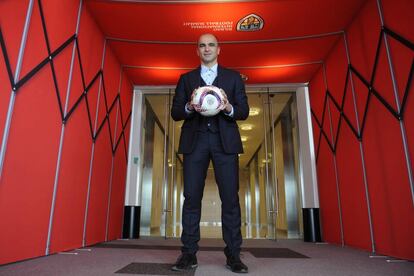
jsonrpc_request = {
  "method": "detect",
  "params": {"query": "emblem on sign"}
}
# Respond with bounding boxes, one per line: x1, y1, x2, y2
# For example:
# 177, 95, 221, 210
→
240, 74, 248, 82
236, 14, 264, 31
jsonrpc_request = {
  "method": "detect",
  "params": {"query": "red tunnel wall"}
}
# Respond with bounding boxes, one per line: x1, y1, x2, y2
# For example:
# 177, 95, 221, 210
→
0, 0, 132, 265
309, 0, 414, 260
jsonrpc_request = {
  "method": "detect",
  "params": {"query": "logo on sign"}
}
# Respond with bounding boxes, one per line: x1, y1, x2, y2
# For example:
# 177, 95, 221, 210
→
237, 14, 264, 31
240, 74, 248, 82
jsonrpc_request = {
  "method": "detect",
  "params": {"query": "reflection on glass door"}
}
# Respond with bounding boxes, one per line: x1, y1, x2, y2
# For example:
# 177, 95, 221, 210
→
139, 93, 183, 238
164, 91, 184, 238
263, 93, 278, 239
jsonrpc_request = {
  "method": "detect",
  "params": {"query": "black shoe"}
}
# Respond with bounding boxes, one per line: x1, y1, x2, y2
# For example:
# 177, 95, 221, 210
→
171, 253, 198, 271
226, 255, 248, 273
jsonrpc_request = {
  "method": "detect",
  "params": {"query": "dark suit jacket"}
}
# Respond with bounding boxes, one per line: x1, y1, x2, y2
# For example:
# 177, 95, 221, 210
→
171, 65, 249, 154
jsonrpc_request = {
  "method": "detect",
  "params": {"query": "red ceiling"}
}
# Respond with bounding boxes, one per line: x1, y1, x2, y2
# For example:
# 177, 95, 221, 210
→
85, 0, 367, 85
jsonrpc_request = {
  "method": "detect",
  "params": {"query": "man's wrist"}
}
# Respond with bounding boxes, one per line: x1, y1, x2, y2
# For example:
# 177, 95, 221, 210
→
185, 103, 194, 113
224, 105, 234, 116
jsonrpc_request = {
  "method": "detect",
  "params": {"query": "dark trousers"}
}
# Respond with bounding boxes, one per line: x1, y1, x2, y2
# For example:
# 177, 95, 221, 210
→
181, 131, 242, 257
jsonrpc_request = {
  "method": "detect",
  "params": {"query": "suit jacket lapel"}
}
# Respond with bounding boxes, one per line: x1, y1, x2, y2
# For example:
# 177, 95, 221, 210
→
189, 66, 201, 92
216, 65, 223, 88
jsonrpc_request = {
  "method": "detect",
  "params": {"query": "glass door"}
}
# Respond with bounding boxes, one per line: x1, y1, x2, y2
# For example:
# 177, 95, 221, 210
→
242, 90, 302, 240
242, 92, 279, 240
263, 92, 279, 240
139, 93, 182, 238
139, 88, 302, 240
266, 92, 302, 239
164, 90, 184, 238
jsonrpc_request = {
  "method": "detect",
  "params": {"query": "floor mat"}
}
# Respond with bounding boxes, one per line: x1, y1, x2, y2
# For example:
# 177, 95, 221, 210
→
93, 244, 309, 258
248, 248, 308, 258
115, 263, 196, 275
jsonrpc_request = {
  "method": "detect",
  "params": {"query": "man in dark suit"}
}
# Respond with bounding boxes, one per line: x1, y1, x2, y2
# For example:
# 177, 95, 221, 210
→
171, 33, 249, 273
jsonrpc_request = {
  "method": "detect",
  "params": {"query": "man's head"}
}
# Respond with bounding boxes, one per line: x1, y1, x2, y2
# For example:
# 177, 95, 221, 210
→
197, 33, 220, 67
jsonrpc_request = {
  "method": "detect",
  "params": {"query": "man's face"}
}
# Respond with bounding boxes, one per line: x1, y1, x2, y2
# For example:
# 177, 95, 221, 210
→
197, 34, 220, 66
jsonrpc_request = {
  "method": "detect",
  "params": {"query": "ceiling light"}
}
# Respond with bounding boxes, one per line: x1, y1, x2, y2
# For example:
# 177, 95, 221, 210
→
240, 124, 253, 131
241, 136, 248, 142
249, 107, 260, 116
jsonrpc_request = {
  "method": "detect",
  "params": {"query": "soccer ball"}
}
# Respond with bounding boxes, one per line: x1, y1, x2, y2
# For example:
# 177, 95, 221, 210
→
191, 85, 225, 117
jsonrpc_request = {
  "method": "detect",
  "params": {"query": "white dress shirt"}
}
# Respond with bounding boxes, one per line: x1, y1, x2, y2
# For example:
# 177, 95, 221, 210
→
201, 63, 218, 85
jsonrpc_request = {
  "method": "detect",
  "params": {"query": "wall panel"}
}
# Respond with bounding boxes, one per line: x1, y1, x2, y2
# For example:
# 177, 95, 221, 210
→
335, 122, 370, 250
121, 72, 132, 152
404, 82, 414, 189
49, 102, 92, 253
321, 103, 333, 145
381, 0, 414, 42
309, 66, 325, 170
18, 1, 48, 79
65, 45, 86, 115
107, 139, 127, 240
120, 72, 133, 123
324, 38, 348, 144
103, 47, 122, 103
347, 0, 381, 81
309, 67, 326, 120
85, 124, 113, 246
0, 66, 61, 264
349, 70, 369, 127
309, 0, 414, 260
316, 139, 341, 244
311, 117, 321, 157
342, 78, 359, 133
50, 43, 75, 116
76, 7, 105, 131
77, 6, 105, 88
387, 38, 414, 106
0, 50, 11, 152
41, 0, 79, 51
0, 0, 29, 149
0, 1, 29, 70
325, 39, 348, 104
0, 0, 132, 264
362, 98, 414, 260
372, 41, 399, 111
327, 100, 340, 146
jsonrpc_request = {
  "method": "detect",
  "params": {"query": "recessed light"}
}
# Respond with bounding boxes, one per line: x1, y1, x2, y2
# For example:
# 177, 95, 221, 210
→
249, 107, 260, 116
240, 124, 253, 130
241, 136, 248, 142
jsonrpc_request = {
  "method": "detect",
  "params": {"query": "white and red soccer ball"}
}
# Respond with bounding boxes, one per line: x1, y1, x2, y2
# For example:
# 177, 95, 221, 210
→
191, 85, 226, 116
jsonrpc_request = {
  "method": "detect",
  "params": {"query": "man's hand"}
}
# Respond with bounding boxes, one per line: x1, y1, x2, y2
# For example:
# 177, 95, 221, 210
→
219, 89, 232, 113
186, 88, 197, 112
186, 102, 195, 112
